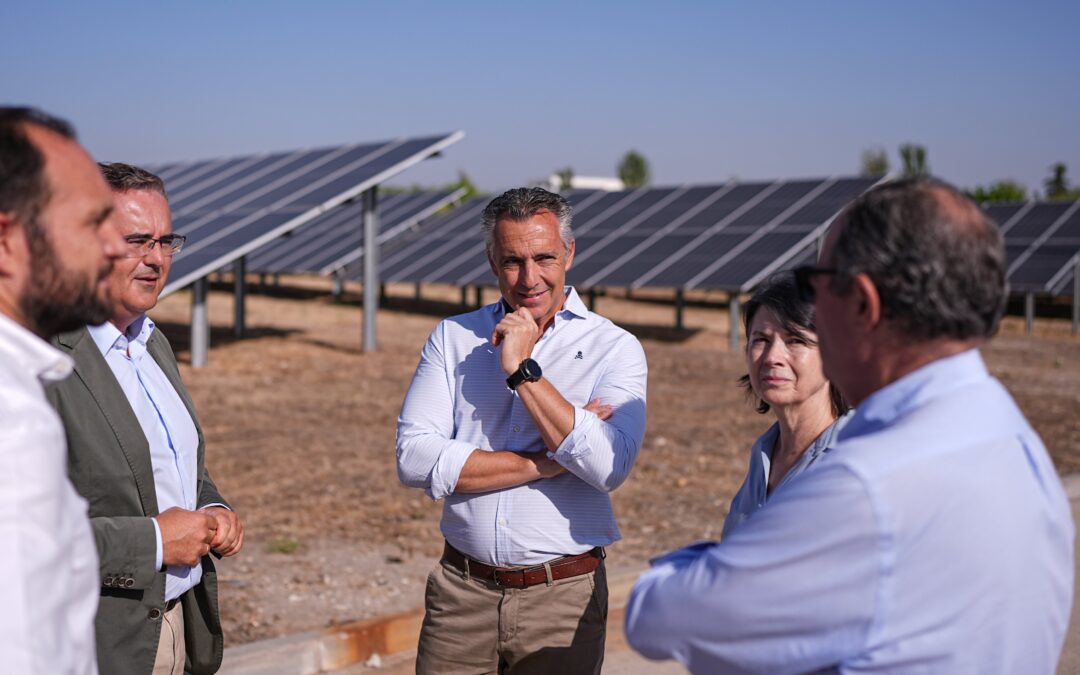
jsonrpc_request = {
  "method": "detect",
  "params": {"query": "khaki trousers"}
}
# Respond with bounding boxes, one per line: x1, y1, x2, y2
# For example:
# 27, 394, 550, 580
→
414, 557, 609, 669
416, 557, 608, 675
152, 601, 186, 675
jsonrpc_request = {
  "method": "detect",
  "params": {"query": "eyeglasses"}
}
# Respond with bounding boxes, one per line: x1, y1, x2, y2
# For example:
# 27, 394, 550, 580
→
792, 265, 838, 302
122, 234, 186, 258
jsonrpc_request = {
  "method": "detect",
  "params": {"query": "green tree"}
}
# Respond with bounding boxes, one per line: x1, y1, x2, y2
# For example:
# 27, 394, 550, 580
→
966, 180, 1028, 204
860, 147, 890, 176
617, 150, 651, 188
899, 143, 929, 178
1045, 163, 1069, 199
556, 167, 574, 191
448, 170, 481, 201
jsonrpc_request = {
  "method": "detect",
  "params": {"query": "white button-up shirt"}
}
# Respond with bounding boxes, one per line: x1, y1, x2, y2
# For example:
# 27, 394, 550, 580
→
0, 313, 99, 674
88, 317, 201, 601
625, 350, 1074, 673
397, 287, 648, 565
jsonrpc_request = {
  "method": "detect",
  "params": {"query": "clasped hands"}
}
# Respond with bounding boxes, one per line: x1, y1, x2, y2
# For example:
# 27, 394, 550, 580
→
156, 506, 244, 567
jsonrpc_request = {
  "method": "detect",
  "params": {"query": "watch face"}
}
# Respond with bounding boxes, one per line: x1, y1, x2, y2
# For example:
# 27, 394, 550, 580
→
522, 358, 542, 380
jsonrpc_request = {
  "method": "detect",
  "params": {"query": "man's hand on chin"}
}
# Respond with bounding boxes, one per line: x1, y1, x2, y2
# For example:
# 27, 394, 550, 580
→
492, 306, 540, 375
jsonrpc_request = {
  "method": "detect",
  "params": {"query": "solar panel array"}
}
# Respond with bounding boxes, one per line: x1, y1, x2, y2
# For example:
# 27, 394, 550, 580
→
364, 177, 881, 292
154, 132, 464, 296
985, 201, 1080, 295
245, 189, 464, 275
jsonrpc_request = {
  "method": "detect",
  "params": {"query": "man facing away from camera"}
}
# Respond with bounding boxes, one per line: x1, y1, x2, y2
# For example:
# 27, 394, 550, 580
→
625, 178, 1074, 673
0, 106, 124, 673
48, 163, 242, 675
397, 187, 648, 674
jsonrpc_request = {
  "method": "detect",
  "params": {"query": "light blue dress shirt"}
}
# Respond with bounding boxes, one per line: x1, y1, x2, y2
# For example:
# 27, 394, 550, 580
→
396, 287, 648, 566
625, 349, 1074, 673
722, 411, 853, 537
88, 316, 202, 602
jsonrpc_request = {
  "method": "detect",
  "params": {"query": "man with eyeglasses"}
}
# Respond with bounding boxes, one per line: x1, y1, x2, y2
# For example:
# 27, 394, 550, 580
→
47, 163, 242, 675
625, 178, 1073, 673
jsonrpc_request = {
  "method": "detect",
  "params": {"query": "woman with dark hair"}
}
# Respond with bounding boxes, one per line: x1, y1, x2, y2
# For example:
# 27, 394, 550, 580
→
722, 272, 852, 536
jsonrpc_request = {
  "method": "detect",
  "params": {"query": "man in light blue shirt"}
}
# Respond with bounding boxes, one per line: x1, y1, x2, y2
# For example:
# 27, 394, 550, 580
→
625, 178, 1074, 673
49, 163, 243, 675
398, 187, 648, 674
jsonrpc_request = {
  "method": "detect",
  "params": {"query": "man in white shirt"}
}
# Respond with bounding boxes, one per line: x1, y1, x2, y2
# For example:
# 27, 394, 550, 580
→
48, 163, 243, 675
0, 106, 124, 674
397, 187, 648, 674
625, 178, 1074, 673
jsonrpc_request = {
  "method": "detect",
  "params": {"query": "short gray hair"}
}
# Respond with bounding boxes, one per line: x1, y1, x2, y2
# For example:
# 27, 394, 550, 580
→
481, 187, 573, 257
830, 177, 1008, 341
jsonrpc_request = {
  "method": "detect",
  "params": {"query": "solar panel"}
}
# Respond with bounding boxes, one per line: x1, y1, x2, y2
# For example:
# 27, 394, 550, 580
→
362, 176, 880, 293
1000, 201, 1080, 293
159, 132, 464, 295
244, 189, 463, 275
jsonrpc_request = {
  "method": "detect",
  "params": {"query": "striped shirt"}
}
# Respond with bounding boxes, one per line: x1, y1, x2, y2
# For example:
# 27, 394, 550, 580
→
396, 287, 648, 565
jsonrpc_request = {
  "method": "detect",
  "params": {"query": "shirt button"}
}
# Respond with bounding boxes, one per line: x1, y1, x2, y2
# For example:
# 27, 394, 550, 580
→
513, 426, 521, 433
499, 519, 508, 526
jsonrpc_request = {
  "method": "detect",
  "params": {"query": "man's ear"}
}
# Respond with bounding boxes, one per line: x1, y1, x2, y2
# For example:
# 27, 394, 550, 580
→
564, 239, 576, 271
0, 212, 16, 272
851, 272, 882, 329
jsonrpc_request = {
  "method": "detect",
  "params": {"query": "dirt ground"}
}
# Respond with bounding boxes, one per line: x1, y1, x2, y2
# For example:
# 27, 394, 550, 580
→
147, 278, 1080, 646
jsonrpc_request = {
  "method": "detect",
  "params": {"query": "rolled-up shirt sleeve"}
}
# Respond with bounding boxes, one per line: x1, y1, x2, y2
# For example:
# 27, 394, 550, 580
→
396, 322, 476, 500
550, 334, 648, 492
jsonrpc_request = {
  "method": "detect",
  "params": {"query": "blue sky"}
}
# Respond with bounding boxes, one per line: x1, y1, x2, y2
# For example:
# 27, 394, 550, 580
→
3, 1, 1078, 195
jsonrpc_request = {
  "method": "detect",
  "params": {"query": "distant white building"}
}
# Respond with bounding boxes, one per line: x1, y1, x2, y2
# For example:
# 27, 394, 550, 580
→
546, 174, 625, 192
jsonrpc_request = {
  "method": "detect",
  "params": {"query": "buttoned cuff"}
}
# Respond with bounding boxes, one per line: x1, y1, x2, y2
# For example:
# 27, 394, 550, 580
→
429, 439, 479, 500
151, 517, 163, 571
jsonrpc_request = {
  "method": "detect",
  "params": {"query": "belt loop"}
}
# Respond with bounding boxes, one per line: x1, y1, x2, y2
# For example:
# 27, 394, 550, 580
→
542, 561, 554, 587
462, 555, 471, 582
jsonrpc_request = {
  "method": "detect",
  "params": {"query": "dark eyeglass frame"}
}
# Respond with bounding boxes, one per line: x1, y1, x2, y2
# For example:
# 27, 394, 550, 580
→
793, 265, 839, 302
122, 234, 187, 258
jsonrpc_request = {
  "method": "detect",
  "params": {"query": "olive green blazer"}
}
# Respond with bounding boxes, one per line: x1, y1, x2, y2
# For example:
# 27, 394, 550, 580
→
47, 326, 225, 675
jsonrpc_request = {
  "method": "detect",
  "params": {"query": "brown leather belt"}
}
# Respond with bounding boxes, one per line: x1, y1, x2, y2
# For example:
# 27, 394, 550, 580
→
442, 542, 604, 589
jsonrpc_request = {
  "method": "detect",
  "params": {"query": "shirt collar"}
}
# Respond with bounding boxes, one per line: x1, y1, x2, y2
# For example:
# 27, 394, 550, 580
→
842, 348, 988, 438
88, 314, 155, 361
0, 312, 72, 383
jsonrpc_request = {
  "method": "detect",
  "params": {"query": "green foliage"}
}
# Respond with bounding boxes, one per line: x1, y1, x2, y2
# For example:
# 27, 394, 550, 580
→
448, 170, 481, 201
1045, 163, 1070, 199
556, 167, 574, 191
899, 143, 929, 178
617, 150, 651, 188
966, 180, 1028, 204
860, 147, 890, 176
266, 536, 301, 554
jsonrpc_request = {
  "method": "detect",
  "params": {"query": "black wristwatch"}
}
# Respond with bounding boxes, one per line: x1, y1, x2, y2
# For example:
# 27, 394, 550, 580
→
506, 358, 543, 390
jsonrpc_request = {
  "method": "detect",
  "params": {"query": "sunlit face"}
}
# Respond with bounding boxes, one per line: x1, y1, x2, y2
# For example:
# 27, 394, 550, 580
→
488, 209, 575, 328
746, 306, 830, 412
99, 189, 173, 331
16, 126, 120, 338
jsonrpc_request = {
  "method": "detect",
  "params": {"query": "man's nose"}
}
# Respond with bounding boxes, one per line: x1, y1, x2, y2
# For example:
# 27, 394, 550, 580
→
519, 260, 540, 287
144, 239, 167, 267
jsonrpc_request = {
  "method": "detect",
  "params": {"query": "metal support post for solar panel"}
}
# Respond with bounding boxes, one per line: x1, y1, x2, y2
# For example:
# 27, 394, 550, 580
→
1073, 258, 1079, 335
474, 285, 483, 309
380, 283, 387, 304
460, 286, 469, 307
587, 288, 597, 312
729, 293, 741, 353
414, 282, 422, 301
675, 288, 685, 330
1024, 292, 1034, 336
233, 256, 246, 339
259, 273, 267, 289
273, 273, 280, 288
191, 277, 209, 368
362, 187, 379, 353
331, 269, 344, 301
